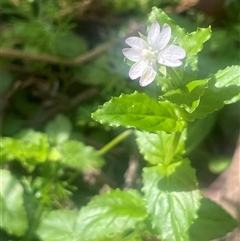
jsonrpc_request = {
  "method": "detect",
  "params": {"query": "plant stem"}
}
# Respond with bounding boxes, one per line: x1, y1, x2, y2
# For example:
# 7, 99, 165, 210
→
164, 131, 182, 166
98, 130, 133, 155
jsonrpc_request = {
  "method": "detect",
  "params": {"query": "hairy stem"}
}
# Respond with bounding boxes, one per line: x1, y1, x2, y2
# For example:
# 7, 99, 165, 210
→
164, 131, 182, 165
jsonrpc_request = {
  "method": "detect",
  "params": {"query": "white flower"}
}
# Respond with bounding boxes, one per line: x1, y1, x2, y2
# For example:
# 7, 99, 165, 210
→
122, 21, 186, 86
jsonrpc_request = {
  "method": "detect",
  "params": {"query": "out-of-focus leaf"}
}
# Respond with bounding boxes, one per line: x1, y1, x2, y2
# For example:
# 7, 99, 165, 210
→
186, 113, 216, 154
0, 138, 17, 164
36, 210, 78, 241
57, 140, 105, 170
208, 157, 231, 174
0, 129, 50, 167
214, 66, 240, 88
92, 92, 185, 133
135, 130, 186, 165
0, 169, 28, 236
142, 159, 201, 241
0, 129, 104, 170
45, 114, 72, 145
56, 33, 88, 58
0, 71, 13, 94
74, 189, 147, 240
188, 198, 238, 241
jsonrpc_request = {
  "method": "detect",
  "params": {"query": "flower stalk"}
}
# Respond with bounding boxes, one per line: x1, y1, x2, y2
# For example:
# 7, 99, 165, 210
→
98, 130, 133, 155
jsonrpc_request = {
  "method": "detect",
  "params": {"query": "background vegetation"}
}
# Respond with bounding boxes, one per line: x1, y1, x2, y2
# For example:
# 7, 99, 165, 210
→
0, 0, 239, 240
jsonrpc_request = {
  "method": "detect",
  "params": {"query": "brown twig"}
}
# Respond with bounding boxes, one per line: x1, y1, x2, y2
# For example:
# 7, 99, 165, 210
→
56, 0, 92, 18
0, 42, 112, 66
173, 0, 200, 13
124, 155, 139, 190
31, 87, 99, 127
0, 20, 145, 67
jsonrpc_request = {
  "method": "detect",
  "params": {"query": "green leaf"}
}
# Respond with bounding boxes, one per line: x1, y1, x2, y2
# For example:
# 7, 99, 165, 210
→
0, 129, 50, 168
18, 130, 50, 161
57, 140, 105, 170
163, 79, 208, 113
92, 92, 185, 133
182, 27, 211, 69
142, 159, 201, 241
45, 114, 72, 145
215, 65, 240, 88
74, 189, 147, 240
0, 169, 28, 236
0, 138, 19, 164
36, 210, 78, 241
188, 198, 238, 241
135, 130, 186, 165
148, 7, 186, 43
148, 7, 211, 70
188, 65, 240, 120
186, 113, 216, 154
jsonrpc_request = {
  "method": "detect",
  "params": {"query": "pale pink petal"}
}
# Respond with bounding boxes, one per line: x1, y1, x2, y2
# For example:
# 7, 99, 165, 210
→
129, 59, 148, 80
158, 45, 186, 67
161, 45, 186, 59
122, 48, 142, 62
156, 24, 171, 50
139, 65, 157, 86
125, 37, 148, 50
158, 58, 183, 67
147, 21, 160, 50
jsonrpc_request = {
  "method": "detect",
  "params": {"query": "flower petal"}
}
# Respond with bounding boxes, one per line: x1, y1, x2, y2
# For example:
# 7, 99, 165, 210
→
129, 59, 148, 80
139, 65, 157, 86
159, 58, 183, 67
125, 37, 148, 50
158, 45, 186, 67
156, 24, 171, 50
122, 48, 142, 62
147, 21, 160, 50
161, 45, 186, 59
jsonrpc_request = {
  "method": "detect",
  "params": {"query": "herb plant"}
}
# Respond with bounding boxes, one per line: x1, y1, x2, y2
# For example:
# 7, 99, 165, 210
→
90, 7, 239, 241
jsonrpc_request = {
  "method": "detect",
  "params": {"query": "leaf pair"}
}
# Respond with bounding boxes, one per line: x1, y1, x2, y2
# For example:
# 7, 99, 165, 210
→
0, 125, 104, 171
